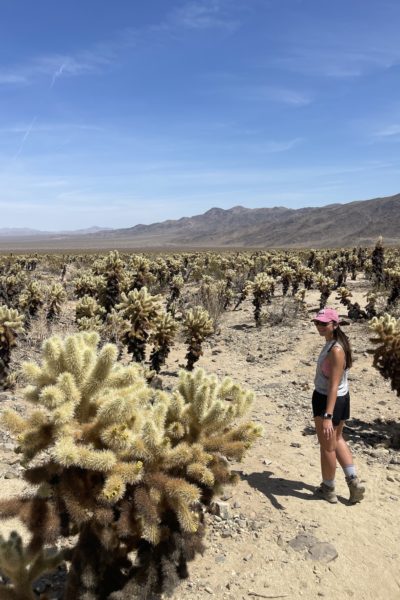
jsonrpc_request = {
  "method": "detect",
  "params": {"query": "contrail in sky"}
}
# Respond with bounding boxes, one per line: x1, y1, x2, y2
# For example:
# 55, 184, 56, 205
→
14, 116, 37, 159
50, 62, 67, 88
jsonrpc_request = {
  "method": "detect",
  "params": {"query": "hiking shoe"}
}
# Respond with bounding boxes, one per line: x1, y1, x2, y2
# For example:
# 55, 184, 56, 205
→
314, 482, 338, 504
346, 476, 365, 504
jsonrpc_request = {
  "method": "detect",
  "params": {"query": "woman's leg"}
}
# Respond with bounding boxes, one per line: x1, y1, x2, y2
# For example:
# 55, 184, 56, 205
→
335, 421, 365, 503
334, 421, 354, 467
314, 417, 337, 480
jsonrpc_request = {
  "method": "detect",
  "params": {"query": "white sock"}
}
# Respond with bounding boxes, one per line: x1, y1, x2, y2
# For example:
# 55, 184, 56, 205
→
343, 465, 356, 478
323, 479, 335, 488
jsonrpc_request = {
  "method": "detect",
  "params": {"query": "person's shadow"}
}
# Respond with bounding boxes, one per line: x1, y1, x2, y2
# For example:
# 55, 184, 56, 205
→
239, 470, 319, 510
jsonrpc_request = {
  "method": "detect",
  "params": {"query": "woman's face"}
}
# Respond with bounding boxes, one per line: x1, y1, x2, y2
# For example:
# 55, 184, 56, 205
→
314, 320, 336, 337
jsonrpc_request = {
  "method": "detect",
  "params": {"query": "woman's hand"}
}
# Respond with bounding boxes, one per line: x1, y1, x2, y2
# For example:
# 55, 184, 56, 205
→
323, 418, 334, 439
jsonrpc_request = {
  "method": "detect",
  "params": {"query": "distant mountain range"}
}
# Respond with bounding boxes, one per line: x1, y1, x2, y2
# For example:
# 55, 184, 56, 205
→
0, 226, 112, 237
1, 193, 399, 250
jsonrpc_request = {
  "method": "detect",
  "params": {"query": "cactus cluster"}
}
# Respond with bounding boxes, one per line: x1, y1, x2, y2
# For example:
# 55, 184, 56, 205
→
0, 332, 261, 599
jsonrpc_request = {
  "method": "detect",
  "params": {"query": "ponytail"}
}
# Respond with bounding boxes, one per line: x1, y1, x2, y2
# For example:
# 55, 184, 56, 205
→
333, 326, 353, 369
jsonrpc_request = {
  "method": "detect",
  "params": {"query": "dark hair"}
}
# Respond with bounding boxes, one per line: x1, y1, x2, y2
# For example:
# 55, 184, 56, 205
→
333, 325, 353, 369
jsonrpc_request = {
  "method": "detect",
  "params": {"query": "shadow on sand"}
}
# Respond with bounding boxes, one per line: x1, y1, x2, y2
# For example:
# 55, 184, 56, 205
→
239, 470, 319, 510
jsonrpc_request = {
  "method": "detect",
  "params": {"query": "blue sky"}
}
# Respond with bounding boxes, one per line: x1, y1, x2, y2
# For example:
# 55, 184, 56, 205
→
1, 0, 400, 230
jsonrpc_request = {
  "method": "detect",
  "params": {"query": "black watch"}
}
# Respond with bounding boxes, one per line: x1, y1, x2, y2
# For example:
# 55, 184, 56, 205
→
322, 413, 333, 420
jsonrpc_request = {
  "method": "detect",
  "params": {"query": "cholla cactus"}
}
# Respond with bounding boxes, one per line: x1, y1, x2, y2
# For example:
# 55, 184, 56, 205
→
315, 274, 335, 309
0, 270, 27, 306
336, 287, 352, 308
128, 255, 156, 291
0, 333, 262, 598
0, 531, 65, 600
371, 236, 385, 285
234, 280, 251, 310
149, 311, 178, 372
249, 273, 275, 326
103, 308, 131, 346
166, 274, 184, 310
294, 289, 307, 315
385, 268, 400, 308
182, 306, 214, 370
76, 315, 103, 332
117, 287, 163, 362
365, 292, 377, 319
76, 295, 106, 324
74, 273, 105, 299
369, 314, 400, 395
17, 281, 45, 326
0, 306, 24, 389
46, 282, 67, 320
95, 251, 127, 311
280, 267, 293, 297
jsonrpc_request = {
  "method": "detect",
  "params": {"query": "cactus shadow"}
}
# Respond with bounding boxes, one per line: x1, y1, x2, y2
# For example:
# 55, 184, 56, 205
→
239, 470, 319, 510
302, 417, 400, 450
231, 323, 254, 330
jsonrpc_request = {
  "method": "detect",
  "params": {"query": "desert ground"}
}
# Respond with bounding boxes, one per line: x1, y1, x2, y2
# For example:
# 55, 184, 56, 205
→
1, 273, 399, 600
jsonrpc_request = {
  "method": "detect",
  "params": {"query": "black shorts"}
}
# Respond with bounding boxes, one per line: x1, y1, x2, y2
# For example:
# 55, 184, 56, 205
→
312, 390, 350, 426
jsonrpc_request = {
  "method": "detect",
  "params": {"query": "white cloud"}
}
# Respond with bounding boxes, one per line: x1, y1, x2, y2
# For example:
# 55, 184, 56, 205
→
0, 73, 29, 85
375, 124, 400, 137
170, 0, 239, 32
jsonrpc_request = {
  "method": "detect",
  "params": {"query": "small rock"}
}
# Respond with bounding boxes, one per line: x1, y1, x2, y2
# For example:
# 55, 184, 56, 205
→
3, 470, 17, 479
307, 542, 338, 563
288, 533, 319, 551
211, 501, 231, 520
205, 586, 213, 594
290, 442, 301, 448
246, 354, 256, 363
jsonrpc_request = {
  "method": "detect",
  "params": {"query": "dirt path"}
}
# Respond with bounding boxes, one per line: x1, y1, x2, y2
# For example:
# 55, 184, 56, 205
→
167, 291, 400, 600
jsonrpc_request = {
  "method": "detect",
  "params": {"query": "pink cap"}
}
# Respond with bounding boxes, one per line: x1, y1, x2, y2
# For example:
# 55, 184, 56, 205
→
313, 307, 339, 323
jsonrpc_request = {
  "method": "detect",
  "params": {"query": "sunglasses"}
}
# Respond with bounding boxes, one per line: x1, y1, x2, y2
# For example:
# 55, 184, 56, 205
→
314, 320, 331, 327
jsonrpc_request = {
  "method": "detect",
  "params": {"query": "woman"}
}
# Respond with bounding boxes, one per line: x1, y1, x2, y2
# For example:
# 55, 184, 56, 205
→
312, 307, 365, 504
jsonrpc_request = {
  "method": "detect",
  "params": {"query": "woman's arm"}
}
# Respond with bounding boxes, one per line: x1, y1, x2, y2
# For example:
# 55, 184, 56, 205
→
326, 346, 345, 414
323, 346, 345, 439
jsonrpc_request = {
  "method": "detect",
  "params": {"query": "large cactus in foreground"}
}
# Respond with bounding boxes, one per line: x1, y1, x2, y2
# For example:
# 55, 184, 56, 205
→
0, 306, 24, 389
369, 314, 400, 395
0, 332, 262, 599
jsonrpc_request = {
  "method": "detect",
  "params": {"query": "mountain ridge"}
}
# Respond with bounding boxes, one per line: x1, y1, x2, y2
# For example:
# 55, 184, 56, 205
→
1, 193, 399, 249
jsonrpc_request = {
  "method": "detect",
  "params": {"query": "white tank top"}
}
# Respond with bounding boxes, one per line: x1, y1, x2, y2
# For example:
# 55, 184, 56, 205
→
314, 340, 349, 396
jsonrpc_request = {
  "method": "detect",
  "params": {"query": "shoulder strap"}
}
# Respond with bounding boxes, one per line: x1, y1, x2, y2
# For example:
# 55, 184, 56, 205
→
327, 341, 337, 354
